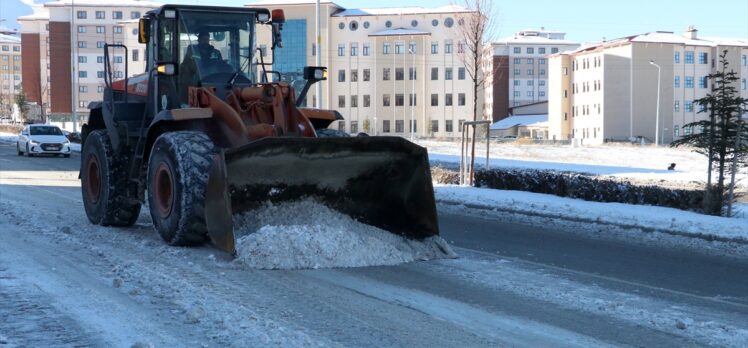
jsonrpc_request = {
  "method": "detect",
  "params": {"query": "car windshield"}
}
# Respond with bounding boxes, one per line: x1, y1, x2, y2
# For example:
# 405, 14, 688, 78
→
30, 126, 63, 136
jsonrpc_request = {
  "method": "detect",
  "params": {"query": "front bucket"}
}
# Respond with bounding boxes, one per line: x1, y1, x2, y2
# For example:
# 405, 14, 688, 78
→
204, 136, 439, 256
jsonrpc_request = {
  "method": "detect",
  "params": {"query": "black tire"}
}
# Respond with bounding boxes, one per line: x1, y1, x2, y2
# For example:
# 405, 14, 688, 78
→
16, 143, 22, 156
147, 131, 216, 246
64, 154, 71, 158
316, 128, 350, 138
26, 144, 33, 157
81, 130, 142, 226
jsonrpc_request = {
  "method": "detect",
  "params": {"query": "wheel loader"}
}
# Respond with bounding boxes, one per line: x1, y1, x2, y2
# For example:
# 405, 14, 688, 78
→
80, 4, 438, 255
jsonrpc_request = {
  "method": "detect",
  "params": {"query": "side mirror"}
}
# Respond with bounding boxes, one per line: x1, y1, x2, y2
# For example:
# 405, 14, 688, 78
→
138, 18, 151, 44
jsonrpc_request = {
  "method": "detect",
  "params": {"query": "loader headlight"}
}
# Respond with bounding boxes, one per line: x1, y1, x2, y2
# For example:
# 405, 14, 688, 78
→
157, 64, 176, 76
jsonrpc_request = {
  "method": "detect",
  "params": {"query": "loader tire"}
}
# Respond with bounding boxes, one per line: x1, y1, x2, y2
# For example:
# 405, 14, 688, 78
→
147, 131, 215, 246
81, 130, 142, 226
315, 128, 350, 138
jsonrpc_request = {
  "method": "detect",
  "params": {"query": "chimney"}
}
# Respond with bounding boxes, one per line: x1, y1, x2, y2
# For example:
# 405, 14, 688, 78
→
684, 25, 697, 39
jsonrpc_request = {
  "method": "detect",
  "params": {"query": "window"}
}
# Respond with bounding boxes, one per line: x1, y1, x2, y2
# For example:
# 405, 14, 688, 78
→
98, 86, 104, 93
395, 68, 404, 80
539, 47, 546, 54
385, 20, 393, 28
350, 95, 358, 108
551, 47, 559, 54
78, 56, 87, 63
96, 11, 105, 19
112, 11, 123, 19
383, 120, 391, 133
431, 120, 439, 133
445, 68, 453, 80
79, 71, 87, 78
350, 21, 359, 31
395, 42, 404, 54
444, 17, 454, 27
78, 26, 87, 33
684, 125, 692, 135
395, 120, 404, 133
97, 56, 104, 63
527, 80, 534, 86
513, 47, 521, 54
539, 80, 546, 86
114, 56, 123, 63
383, 42, 390, 55
513, 80, 520, 86
431, 41, 438, 54
685, 100, 693, 112
338, 44, 345, 56
97, 71, 105, 78
685, 76, 694, 88
363, 69, 370, 81
338, 95, 345, 108
674, 100, 680, 112
363, 95, 370, 107
674, 76, 680, 88
348, 121, 357, 133
539, 91, 546, 97
458, 67, 465, 80
514, 68, 520, 75
674, 125, 680, 137
77, 11, 87, 19
743, 78, 746, 90
97, 41, 105, 48
114, 26, 123, 34
743, 55, 747, 66
527, 47, 534, 54
351, 43, 358, 56
540, 69, 545, 76
351, 70, 358, 82
409, 67, 416, 80
527, 58, 534, 64
685, 51, 694, 64
527, 91, 534, 97
539, 58, 546, 65
457, 40, 465, 54
513, 91, 520, 97
79, 86, 88, 93
431, 94, 438, 106
409, 41, 416, 54
514, 58, 521, 64
114, 71, 123, 78
408, 93, 416, 106
383, 94, 391, 106
395, 94, 404, 106
527, 69, 534, 75
338, 121, 346, 131
363, 43, 370, 56
96, 26, 105, 34
698, 52, 708, 64
458, 93, 465, 106
338, 70, 345, 82
131, 11, 141, 19
446, 120, 453, 132
78, 41, 87, 48
445, 40, 453, 54
431, 67, 439, 80
383, 68, 390, 81
699, 76, 708, 88
674, 52, 680, 63
445, 93, 453, 106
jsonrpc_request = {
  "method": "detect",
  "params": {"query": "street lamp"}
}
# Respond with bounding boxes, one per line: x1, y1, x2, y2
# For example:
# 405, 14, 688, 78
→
649, 60, 661, 146
408, 47, 416, 141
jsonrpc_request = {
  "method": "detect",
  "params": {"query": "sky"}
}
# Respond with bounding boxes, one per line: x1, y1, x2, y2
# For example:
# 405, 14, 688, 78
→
2, 0, 747, 44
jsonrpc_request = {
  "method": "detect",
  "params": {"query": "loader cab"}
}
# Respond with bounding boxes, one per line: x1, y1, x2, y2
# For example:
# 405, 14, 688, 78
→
140, 6, 273, 111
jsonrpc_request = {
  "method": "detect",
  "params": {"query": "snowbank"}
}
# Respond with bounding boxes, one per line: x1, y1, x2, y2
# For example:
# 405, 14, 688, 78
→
0, 132, 17, 144
233, 199, 456, 269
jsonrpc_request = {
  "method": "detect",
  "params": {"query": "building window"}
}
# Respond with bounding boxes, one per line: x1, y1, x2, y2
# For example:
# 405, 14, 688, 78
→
360, 69, 369, 82
77, 11, 87, 19
431, 67, 438, 80
674, 125, 680, 137
96, 26, 105, 34
131, 50, 139, 62
363, 94, 370, 107
431, 94, 438, 106
385, 20, 393, 28
674, 76, 680, 88
97, 41, 105, 48
527, 58, 534, 64
351, 70, 358, 82
363, 43, 370, 56
395, 68, 404, 80
79, 71, 87, 78
539, 91, 546, 97
97, 71, 105, 78
540, 69, 545, 76
445, 40, 453, 54
409, 67, 416, 80
458, 93, 465, 106
349, 121, 357, 133
457, 40, 465, 54
685, 76, 694, 88
338, 70, 345, 82
685, 100, 693, 112
513, 91, 520, 97
78, 41, 87, 48
431, 41, 438, 54
674, 100, 680, 112
383, 94, 391, 106
338, 95, 345, 108
527, 91, 534, 97
743, 55, 747, 66
743, 78, 746, 90
699, 76, 708, 88
338, 44, 345, 56
513, 80, 520, 86
539, 47, 546, 54
514, 58, 521, 64
113, 11, 123, 19
698, 52, 708, 64
539, 58, 546, 64
445, 68, 453, 80
79, 86, 88, 93
527, 47, 534, 54
527, 80, 534, 86
383, 68, 390, 81
78, 26, 87, 33
445, 120, 453, 132
113, 56, 122, 63
551, 47, 559, 53
96, 11, 105, 19
350, 95, 358, 108
408, 93, 417, 106
513, 47, 521, 54
674, 52, 680, 63
395, 120, 404, 132
409, 41, 416, 54
114, 26, 123, 34
431, 120, 439, 133
98, 86, 104, 93
395, 41, 404, 54
351, 43, 358, 56
383, 42, 390, 55
445, 93, 453, 106
349, 21, 359, 31
527, 69, 534, 75
514, 68, 520, 75
458, 67, 465, 80
395, 94, 404, 106
338, 121, 346, 131
131, 11, 141, 19
78, 56, 87, 63
383, 120, 391, 133
685, 51, 694, 64
539, 80, 546, 86
97, 56, 104, 63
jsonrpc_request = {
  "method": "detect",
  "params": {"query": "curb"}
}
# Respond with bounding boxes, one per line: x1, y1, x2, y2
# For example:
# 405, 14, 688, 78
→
436, 198, 748, 245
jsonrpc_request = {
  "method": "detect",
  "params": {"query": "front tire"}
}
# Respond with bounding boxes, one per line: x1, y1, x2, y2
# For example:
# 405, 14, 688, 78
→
81, 130, 142, 226
147, 131, 216, 246
26, 144, 33, 157
16, 143, 22, 156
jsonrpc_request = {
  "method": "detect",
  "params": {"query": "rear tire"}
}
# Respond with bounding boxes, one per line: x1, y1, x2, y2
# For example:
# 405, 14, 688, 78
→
81, 130, 142, 226
64, 154, 71, 158
16, 143, 22, 156
147, 131, 216, 246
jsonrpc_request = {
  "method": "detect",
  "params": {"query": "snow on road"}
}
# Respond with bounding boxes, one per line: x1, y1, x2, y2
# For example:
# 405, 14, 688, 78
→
233, 199, 455, 269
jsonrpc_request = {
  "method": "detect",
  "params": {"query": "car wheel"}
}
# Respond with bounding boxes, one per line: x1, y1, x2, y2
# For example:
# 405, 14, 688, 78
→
64, 154, 71, 158
26, 144, 34, 157
16, 143, 22, 156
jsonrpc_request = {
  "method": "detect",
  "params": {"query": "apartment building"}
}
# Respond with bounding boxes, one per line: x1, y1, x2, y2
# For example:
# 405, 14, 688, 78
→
486, 29, 579, 122
548, 28, 748, 145
252, 0, 477, 138
19, 0, 158, 120
0, 29, 22, 116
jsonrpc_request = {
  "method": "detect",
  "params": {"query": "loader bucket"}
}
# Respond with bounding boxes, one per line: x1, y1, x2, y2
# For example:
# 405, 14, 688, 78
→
204, 136, 439, 256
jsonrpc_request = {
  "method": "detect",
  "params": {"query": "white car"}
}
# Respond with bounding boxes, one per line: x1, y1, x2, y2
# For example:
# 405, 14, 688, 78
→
17, 124, 72, 158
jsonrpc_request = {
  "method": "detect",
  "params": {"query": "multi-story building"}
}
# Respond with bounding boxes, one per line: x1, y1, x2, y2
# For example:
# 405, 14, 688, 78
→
486, 29, 579, 121
0, 29, 23, 117
548, 28, 748, 145
252, 0, 477, 138
19, 0, 158, 121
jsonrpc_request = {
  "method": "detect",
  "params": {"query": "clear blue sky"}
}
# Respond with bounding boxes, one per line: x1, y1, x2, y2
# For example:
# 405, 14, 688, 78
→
3, 0, 747, 43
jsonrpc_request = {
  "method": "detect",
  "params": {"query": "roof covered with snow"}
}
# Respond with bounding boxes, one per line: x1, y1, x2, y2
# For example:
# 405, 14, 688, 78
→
17, 9, 50, 21
490, 115, 548, 130
247, 0, 341, 6
44, 0, 161, 7
334, 5, 472, 17
565, 30, 748, 54
368, 28, 431, 37
0, 34, 21, 44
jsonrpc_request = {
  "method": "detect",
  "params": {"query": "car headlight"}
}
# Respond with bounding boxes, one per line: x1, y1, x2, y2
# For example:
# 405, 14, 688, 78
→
29, 140, 39, 145
63, 139, 70, 145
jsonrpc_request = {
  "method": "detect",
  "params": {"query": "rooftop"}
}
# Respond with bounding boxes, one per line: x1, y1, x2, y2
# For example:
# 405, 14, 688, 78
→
247, 0, 340, 5
490, 115, 548, 130
334, 5, 472, 17
0, 34, 22, 44
566, 30, 748, 54
44, 0, 161, 7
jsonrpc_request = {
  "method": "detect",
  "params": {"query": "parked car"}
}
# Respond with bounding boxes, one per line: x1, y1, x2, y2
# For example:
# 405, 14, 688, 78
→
17, 124, 72, 158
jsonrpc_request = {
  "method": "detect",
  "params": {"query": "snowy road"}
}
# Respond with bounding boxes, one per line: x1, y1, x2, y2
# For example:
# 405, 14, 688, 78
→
1, 142, 747, 347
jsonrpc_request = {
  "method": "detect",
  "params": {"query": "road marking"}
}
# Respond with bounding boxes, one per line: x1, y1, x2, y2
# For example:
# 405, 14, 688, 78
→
457, 247, 748, 311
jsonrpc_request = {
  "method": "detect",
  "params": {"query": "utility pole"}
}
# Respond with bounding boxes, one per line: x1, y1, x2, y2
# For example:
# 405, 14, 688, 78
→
409, 47, 415, 141
650, 60, 661, 146
71, 0, 78, 132
315, 0, 322, 109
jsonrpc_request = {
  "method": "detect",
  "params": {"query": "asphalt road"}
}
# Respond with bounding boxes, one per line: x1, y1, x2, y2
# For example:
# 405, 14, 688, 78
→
1, 141, 747, 347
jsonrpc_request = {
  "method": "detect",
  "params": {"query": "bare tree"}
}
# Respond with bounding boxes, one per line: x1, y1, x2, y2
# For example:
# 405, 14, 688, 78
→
455, 0, 497, 184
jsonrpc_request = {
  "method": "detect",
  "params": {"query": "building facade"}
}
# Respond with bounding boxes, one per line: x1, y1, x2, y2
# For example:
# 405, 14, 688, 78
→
19, 0, 157, 121
548, 28, 748, 145
252, 1, 478, 138
0, 29, 22, 118
486, 29, 579, 122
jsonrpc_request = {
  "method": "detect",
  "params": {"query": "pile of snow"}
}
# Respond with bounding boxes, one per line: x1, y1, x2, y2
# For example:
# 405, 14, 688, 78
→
0, 132, 18, 143
233, 199, 456, 269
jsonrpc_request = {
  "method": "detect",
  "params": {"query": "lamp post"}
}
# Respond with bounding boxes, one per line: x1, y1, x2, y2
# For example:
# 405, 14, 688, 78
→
408, 47, 416, 141
649, 60, 661, 146
315, 0, 321, 109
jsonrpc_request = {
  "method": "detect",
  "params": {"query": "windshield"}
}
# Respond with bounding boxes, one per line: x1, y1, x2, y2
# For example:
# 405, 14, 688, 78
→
30, 126, 63, 136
